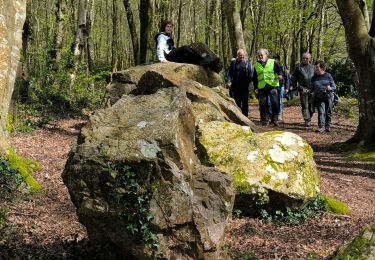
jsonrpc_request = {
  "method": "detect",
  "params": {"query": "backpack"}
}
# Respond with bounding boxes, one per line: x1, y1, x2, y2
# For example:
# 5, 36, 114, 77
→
333, 92, 340, 107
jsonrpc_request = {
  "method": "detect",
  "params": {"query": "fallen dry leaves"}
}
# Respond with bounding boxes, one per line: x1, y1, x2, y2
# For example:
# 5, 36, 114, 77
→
0, 104, 374, 259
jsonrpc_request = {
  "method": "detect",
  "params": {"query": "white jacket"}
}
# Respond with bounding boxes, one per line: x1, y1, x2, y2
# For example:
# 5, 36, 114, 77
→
156, 33, 172, 62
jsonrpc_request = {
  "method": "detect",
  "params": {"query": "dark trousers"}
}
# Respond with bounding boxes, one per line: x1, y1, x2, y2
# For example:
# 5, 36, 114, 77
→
299, 91, 314, 123
233, 88, 249, 117
258, 87, 279, 123
316, 97, 333, 128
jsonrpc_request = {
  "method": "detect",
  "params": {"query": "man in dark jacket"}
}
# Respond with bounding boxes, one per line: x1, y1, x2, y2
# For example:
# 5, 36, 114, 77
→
253, 49, 282, 126
293, 52, 315, 127
227, 49, 253, 117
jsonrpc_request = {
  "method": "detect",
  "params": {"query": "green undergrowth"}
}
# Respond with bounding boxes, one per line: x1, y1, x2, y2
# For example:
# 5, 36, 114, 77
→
5, 149, 42, 192
257, 194, 349, 224
0, 157, 25, 200
334, 225, 375, 260
333, 97, 358, 119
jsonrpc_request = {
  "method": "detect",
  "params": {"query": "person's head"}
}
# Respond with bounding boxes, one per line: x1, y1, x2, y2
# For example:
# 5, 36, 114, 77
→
160, 20, 173, 34
236, 49, 246, 62
273, 53, 281, 64
302, 52, 311, 65
257, 48, 269, 62
314, 60, 326, 75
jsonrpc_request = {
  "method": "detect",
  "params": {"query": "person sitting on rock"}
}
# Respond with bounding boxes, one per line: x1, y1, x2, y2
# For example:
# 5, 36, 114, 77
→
155, 20, 222, 72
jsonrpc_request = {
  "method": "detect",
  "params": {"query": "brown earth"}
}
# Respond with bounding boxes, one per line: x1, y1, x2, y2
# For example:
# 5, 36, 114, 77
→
1, 102, 374, 259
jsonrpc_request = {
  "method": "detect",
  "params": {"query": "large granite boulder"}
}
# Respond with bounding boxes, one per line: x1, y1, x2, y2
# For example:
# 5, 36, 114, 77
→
63, 87, 234, 259
107, 62, 222, 105
197, 121, 320, 214
64, 62, 320, 258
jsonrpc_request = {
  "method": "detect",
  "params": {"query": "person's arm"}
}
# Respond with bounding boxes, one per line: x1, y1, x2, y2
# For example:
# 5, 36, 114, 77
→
253, 69, 259, 91
156, 34, 168, 62
274, 62, 283, 80
292, 65, 299, 89
247, 61, 253, 81
284, 70, 290, 90
227, 61, 235, 83
327, 73, 336, 92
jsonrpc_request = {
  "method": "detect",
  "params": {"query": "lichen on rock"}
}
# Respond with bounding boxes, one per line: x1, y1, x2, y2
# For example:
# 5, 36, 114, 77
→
197, 121, 320, 211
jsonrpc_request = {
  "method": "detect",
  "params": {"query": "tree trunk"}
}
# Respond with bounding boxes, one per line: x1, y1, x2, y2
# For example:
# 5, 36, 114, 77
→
223, 0, 246, 57
123, 0, 140, 65
70, 0, 86, 89
358, 0, 371, 30
336, 0, 375, 147
112, 0, 118, 71
250, 0, 265, 58
316, 0, 325, 60
140, 0, 153, 64
50, 0, 66, 70
0, 0, 27, 152
176, 0, 183, 47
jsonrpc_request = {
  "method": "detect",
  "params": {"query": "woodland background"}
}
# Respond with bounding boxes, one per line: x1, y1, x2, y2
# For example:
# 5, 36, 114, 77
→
15, 0, 370, 118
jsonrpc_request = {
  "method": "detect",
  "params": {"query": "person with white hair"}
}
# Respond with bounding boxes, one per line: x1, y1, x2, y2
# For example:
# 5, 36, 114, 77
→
253, 48, 283, 126
292, 52, 315, 127
226, 49, 253, 117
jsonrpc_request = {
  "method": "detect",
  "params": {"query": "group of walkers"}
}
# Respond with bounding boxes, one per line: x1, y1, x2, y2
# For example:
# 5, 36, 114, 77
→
226, 49, 336, 132
155, 20, 337, 133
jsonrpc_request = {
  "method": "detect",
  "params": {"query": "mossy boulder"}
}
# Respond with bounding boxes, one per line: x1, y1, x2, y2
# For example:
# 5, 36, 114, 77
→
334, 225, 375, 259
197, 121, 320, 213
63, 87, 234, 259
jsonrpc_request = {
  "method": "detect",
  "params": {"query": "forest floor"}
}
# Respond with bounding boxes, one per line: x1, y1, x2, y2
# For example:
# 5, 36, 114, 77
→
1, 101, 375, 259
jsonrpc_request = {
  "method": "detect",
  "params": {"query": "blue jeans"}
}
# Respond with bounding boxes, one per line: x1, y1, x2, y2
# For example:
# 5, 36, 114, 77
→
315, 97, 333, 128
259, 87, 279, 123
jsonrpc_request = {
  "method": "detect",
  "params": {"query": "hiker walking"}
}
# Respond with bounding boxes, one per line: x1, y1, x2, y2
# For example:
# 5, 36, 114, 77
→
311, 61, 336, 132
226, 49, 253, 117
293, 52, 315, 127
253, 49, 282, 126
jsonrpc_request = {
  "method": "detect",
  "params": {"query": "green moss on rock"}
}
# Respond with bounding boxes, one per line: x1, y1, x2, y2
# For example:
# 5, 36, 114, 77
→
321, 195, 350, 215
6, 149, 42, 192
197, 121, 320, 210
334, 225, 375, 260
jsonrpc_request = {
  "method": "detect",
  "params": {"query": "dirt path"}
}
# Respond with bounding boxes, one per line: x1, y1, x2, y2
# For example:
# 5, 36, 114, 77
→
225, 103, 375, 259
2, 104, 375, 259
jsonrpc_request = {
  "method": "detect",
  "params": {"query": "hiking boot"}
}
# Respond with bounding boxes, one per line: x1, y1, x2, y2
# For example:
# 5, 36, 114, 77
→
305, 121, 311, 127
273, 121, 279, 127
325, 126, 331, 132
261, 120, 268, 126
315, 127, 324, 133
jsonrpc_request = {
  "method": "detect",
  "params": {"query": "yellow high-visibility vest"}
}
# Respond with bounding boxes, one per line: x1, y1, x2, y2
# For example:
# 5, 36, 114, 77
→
254, 59, 279, 89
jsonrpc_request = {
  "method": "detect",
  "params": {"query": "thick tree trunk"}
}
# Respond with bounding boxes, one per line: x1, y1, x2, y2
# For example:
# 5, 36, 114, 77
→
123, 0, 140, 65
50, 0, 66, 70
336, 0, 375, 147
250, 0, 265, 57
223, 0, 246, 57
0, 0, 27, 152
111, 0, 118, 71
140, 0, 153, 64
